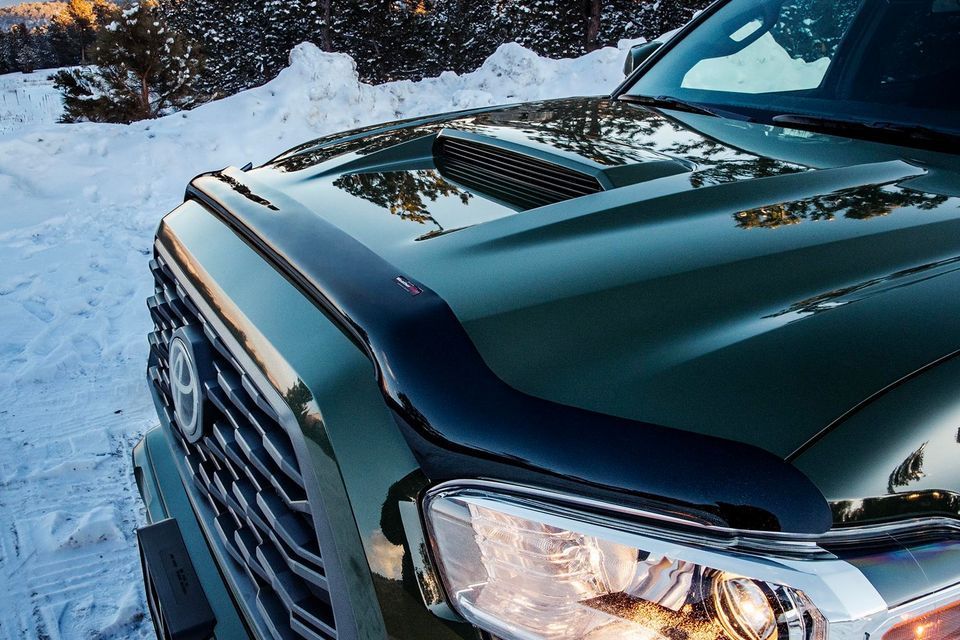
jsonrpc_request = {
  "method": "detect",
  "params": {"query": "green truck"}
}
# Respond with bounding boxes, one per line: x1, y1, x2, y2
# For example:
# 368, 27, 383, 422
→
132, 1, 960, 639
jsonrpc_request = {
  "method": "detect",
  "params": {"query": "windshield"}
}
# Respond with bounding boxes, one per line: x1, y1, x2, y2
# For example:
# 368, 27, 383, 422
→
623, 0, 960, 144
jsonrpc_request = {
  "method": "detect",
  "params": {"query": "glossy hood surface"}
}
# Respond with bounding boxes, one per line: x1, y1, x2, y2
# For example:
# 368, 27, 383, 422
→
261, 97, 960, 461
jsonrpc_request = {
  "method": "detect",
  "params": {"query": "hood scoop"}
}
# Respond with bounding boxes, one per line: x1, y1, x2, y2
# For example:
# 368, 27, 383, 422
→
434, 132, 604, 210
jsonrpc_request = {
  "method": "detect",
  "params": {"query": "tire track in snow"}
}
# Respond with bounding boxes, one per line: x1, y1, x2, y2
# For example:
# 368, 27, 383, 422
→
0, 183, 159, 638
0, 384, 156, 640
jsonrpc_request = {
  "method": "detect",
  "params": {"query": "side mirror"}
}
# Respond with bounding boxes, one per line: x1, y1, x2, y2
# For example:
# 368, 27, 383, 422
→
623, 41, 662, 76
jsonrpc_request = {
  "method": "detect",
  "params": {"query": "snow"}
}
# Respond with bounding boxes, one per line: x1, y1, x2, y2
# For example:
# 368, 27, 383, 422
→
0, 39, 640, 639
0, 69, 64, 135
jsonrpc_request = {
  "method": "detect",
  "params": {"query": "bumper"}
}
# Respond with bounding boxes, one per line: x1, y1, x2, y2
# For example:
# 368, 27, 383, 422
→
133, 426, 251, 640
133, 392, 473, 640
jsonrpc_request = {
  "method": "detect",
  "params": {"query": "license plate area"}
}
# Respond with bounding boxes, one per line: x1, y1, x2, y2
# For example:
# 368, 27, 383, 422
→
138, 518, 217, 640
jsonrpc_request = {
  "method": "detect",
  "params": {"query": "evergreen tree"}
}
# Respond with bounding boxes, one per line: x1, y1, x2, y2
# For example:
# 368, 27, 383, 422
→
260, 0, 327, 77
53, 1, 202, 122
424, 0, 507, 76
47, 0, 99, 65
1, 24, 59, 73
7, 23, 41, 72
334, 0, 436, 82
0, 30, 14, 74
130, 0, 713, 95
585, 0, 602, 51
29, 25, 57, 70
602, 0, 712, 44
66, 0, 95, 63
46, 13, 74, 65
317, 0, 334, 52
160, 0, 272, 97
499, 1, 585, 58
771, 0, 861, 61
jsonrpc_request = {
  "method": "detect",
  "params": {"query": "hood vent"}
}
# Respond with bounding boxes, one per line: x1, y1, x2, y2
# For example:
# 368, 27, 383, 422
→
435, 135, 604, 210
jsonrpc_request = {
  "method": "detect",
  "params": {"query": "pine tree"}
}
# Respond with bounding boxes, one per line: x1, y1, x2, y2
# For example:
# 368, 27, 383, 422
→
0, 24, 59, 73
53, 1, 202, 122
123, 0, 715, 98
91, 0, 116, 24
160, 0, 272, 97
771, 0, 860, 61
0, 29, 15, 74
47, 0, 98, 65
585, 0, 602, 51
260, 0, 327, 78
602, 0, 712, 44
318, 0, 334, 52
46, 13, 74, 65
424, 0, 507, 76
67, 0, 95, 63
499, 0, 585, 58
7, 23, 40, 72
334, 0, 435, 82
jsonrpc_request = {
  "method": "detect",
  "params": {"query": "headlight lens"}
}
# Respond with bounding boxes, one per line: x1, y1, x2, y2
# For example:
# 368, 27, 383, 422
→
713, 574, 779, 640
422, 484, 960, 640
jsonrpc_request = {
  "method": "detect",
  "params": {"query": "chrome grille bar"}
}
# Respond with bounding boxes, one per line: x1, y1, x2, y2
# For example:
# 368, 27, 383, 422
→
147, 254, 337, 640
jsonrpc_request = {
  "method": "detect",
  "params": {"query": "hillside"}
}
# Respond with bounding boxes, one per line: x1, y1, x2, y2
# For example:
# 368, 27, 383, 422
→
0, 2, 64, 30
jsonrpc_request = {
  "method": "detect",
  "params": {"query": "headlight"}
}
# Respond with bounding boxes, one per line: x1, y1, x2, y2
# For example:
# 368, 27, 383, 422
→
422, 482, 960, 640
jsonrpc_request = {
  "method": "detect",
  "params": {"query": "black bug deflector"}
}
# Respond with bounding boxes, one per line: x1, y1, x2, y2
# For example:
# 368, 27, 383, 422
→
185, 167, 833, 535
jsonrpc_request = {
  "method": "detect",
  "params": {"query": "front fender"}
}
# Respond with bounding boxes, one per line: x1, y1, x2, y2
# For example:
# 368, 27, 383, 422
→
794, 352, 960, 523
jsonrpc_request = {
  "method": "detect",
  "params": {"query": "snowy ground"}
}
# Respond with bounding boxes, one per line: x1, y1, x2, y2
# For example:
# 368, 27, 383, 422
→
0, 69, 64, 136
0, 41, 638, 639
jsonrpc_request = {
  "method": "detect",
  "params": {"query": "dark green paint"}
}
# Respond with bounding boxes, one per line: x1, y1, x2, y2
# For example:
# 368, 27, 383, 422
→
138, 67, 960, 639
796, 355, 960, 512
622, 41, 663, 76
254, 97, 960, 461
156, 202, 476, 639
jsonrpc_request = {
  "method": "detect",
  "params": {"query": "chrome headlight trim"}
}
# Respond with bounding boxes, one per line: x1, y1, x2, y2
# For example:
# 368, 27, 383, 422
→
421, 479, 960, 640
427, 479, 960, 546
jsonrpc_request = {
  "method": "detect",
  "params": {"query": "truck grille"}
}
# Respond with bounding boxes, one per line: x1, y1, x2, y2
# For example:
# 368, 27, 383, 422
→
147, 254, 337, 640
434, 135, 604, 210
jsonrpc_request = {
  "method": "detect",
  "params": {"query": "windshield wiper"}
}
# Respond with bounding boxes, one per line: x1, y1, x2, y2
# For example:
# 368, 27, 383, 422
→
619, 94, 752, 121
772, 114, 960, 152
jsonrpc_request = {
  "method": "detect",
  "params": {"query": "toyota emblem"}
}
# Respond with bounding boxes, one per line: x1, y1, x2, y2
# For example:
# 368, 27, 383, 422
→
169, 335, 204, 442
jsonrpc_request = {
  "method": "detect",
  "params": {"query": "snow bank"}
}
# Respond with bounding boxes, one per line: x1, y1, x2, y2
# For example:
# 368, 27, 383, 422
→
0, 39, 640, 639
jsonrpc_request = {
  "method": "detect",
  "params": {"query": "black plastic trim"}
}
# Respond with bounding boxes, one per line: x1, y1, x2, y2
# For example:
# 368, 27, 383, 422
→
184, 167, 832, 535
138, 518, 217, 640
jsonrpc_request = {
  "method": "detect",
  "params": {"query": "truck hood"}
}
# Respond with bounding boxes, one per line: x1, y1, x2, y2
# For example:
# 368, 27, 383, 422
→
261, 97, 960, 460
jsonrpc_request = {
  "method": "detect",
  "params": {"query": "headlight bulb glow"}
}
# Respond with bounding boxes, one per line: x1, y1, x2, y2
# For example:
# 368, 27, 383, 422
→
713, 574, 779, 640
